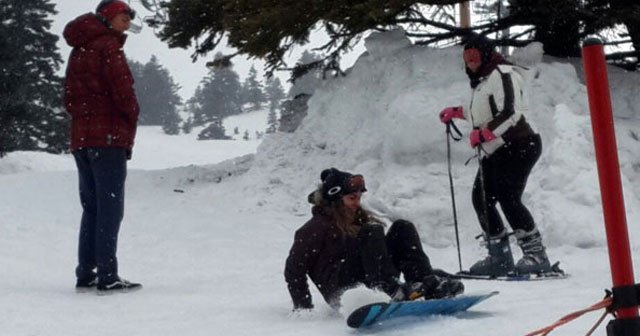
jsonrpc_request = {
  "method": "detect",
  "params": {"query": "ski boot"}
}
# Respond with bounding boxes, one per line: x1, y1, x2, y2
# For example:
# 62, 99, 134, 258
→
514, 228, 552, 274
469, 231, 515, 277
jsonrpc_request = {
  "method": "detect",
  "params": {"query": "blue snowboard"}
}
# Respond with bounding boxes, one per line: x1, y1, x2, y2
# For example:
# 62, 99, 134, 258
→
346, 291, 498, 328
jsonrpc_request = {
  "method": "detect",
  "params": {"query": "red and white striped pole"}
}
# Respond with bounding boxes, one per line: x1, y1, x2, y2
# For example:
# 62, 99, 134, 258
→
582, 38, 640, 335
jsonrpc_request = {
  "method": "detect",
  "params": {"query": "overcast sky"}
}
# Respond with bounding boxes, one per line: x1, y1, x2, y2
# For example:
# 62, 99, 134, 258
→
51, 0, 364, 101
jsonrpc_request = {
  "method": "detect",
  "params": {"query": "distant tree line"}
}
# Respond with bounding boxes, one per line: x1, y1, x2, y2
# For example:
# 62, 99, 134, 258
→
184, 54, 285, 140
131, 52, 287, 141
129, 55, 183, 135
0, 0, 289, 156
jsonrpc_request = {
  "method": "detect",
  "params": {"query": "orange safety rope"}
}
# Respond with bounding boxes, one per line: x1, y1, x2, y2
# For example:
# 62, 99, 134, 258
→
525, 296, 614, 336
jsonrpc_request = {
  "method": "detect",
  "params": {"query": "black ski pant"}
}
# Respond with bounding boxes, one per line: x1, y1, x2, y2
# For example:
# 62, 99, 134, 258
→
73, 147, 127, 285
339, 220, 433, 295
472, 134, 542, 237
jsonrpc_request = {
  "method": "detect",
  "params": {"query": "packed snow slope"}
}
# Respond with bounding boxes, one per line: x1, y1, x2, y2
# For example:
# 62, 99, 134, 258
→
1, 30, 640, 335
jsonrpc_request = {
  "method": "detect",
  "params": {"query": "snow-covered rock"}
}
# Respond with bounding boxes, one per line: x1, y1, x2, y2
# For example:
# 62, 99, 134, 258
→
364, 28, 412, 59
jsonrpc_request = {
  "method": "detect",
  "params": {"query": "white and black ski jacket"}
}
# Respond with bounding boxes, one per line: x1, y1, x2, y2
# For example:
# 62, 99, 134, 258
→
466, 64, 536, 155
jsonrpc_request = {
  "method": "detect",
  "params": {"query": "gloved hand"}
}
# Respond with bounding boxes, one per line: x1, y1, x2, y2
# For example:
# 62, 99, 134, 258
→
469, 127, 497, 148
439, 106, 464, 123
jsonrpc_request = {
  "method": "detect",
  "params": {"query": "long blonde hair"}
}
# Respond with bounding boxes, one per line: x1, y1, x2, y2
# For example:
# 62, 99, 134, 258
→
311, 189, 383, 237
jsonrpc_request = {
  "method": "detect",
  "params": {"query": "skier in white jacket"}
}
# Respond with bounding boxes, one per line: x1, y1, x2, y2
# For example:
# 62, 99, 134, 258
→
439, 34, 552, 277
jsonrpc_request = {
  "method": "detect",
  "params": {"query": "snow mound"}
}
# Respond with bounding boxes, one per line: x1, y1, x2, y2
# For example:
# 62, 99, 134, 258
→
364, 28, 412, 59
0, 151, 74, 174
510, 42, 544, 66
244, 30, 640, 250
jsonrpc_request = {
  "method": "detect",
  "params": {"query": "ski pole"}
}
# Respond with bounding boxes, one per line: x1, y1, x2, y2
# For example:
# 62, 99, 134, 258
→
475, 137, 492, 259
446, 121, 463, 272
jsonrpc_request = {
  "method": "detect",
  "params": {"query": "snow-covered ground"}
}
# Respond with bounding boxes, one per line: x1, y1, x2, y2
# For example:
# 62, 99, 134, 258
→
1, 31, 640, 335
0, 110, 267, 173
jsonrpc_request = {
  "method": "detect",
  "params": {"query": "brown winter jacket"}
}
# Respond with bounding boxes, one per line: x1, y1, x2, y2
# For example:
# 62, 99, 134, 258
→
63, 13, 139, 151
284, 206, 360, 309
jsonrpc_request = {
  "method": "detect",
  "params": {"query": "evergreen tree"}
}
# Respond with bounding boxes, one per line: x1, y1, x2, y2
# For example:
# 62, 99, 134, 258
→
266, 109, 278, 134
129, 59, 144, 82
0, 0, 68, 155
161, 107, 182, 134
188, 53, 242, 126
197, 117, 231, 140
264, 76, 285, 112
185, 87, 204, 125
243, 129, 250, 141
241, 65, 267, 111
264, 74, 283, 134
132, 55, 183, 134
279, 94, 310, 133
275, 51, 322, 133
288, 51, 323, 98
152, 0, 638, 72
508, 0, 582, 57
182, 115, 194, 134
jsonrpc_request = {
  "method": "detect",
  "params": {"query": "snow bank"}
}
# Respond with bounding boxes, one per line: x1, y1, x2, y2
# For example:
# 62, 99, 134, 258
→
245, 30, 640, 250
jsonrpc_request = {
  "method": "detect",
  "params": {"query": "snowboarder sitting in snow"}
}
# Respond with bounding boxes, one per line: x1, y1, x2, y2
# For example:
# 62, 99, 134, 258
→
284, 168, 464, 310
438, 34, 552, 277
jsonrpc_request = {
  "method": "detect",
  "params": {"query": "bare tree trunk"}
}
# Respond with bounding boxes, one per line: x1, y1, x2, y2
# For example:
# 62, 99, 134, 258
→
622, 16, 640, 59
460, 2, 471, 28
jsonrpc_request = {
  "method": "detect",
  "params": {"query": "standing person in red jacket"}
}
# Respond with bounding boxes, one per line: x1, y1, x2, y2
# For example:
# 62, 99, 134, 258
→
63, 0, 141, 293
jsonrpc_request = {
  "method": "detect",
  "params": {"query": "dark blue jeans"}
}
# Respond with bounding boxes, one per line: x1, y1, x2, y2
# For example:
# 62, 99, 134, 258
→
73, 147, 127, 285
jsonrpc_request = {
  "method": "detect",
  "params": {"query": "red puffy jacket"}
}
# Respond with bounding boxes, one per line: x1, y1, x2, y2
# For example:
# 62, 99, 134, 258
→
63, 13, 139, 151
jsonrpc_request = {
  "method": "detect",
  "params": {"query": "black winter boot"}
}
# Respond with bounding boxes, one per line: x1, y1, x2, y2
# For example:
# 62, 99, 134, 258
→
469, 231, 515, 276
514, 229, 551, 274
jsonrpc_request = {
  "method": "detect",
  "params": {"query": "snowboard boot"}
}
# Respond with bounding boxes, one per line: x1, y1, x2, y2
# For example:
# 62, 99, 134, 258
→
469, 231, 515, 277
393, 275, 464, 301
514, 229, 552, 274
420, 274, 464, 300
385, 280, 410, 302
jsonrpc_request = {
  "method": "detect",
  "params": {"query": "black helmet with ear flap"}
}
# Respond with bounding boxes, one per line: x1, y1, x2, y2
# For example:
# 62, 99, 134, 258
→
463, 34, 495, 65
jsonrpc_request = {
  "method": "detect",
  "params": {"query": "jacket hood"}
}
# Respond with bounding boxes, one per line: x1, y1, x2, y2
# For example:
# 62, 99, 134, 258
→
63, 13, 116, 47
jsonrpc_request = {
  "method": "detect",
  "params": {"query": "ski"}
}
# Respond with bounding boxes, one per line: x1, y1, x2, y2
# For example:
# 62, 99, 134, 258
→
435, 262, 568, 281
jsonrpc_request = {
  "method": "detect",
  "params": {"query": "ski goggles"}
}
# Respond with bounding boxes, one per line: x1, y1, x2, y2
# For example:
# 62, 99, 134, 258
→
463, 48, 482, 65
346, 175, 367, 194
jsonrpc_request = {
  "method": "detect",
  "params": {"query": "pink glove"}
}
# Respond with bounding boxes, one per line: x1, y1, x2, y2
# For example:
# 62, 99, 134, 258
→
439, 106, 464, 123
469, 128, 497, 148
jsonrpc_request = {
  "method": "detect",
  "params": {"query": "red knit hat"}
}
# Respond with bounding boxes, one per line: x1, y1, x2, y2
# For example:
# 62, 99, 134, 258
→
96, 0, 136, 21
